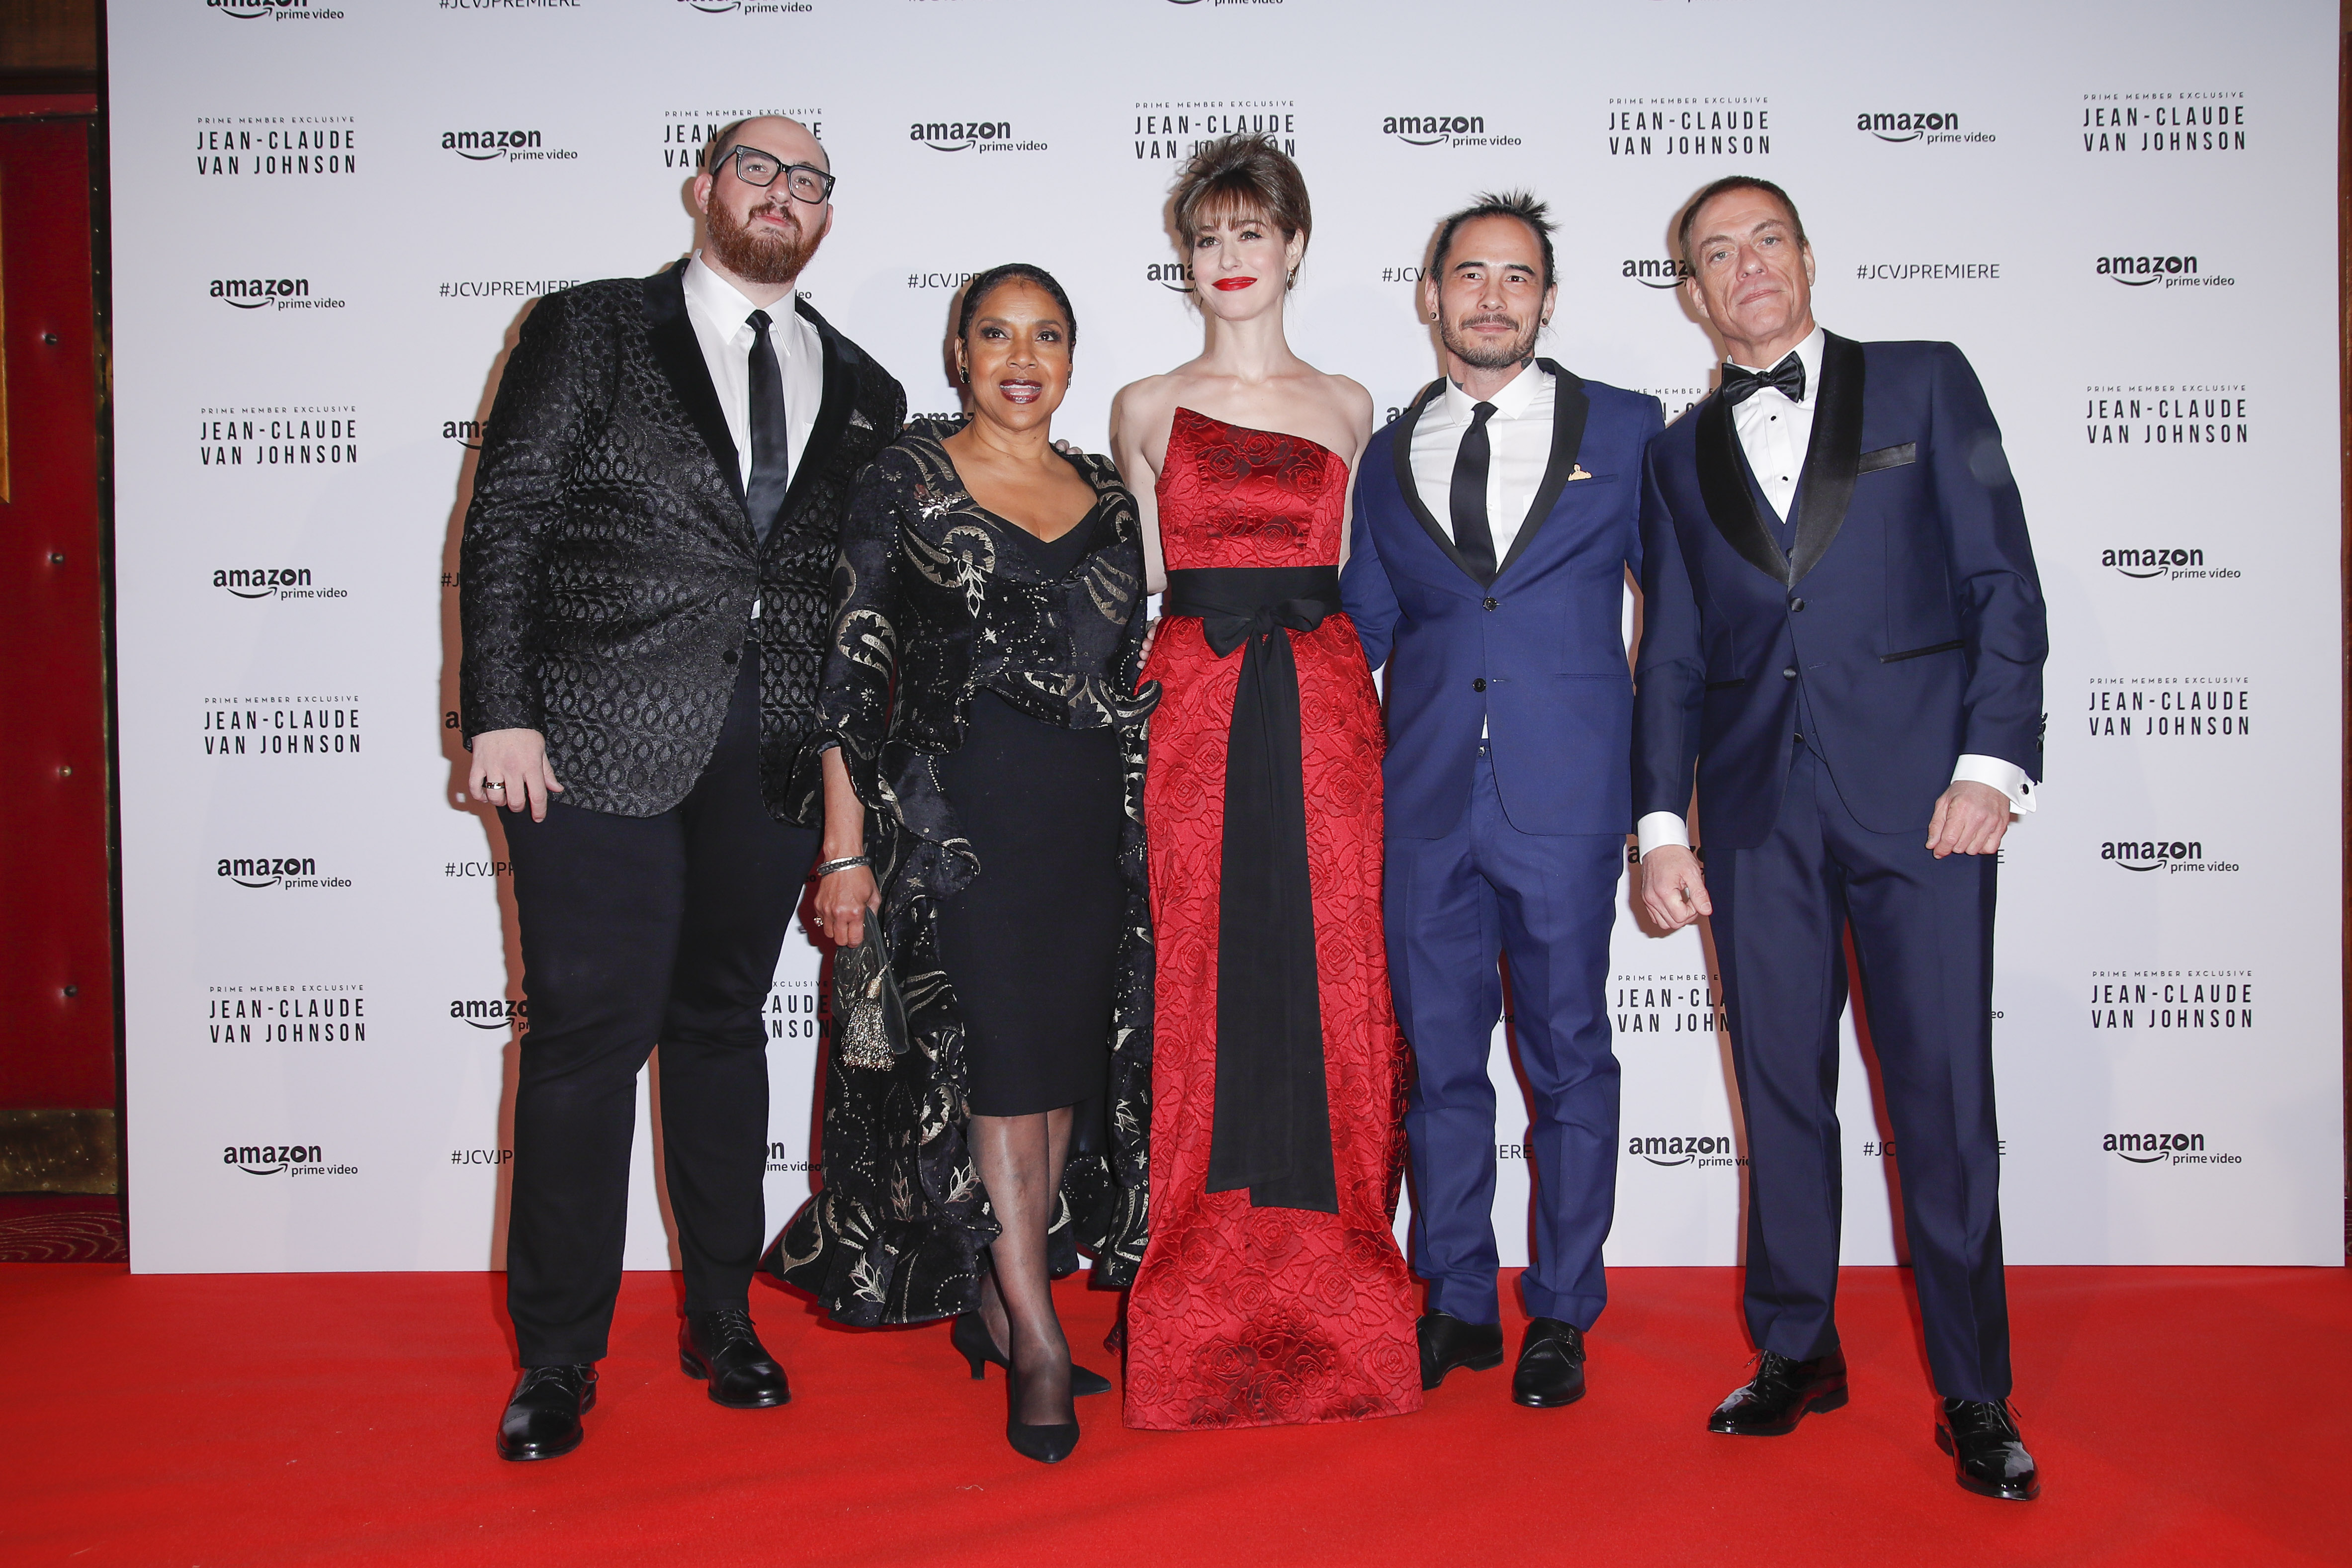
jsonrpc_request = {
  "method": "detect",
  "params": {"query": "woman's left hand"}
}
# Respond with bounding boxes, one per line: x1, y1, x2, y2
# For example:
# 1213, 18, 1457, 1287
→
815, 864, 880, 949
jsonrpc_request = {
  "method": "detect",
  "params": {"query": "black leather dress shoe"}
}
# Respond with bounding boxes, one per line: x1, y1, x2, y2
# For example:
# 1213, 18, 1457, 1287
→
1510, 1318, 1586, 1408
1417, 1311, 1505, 1391
680, 1307, 791, 1409
1937, 1398, 2040, 1500
1706, 1348, 1848, 1435
497, 1364, 595, 1461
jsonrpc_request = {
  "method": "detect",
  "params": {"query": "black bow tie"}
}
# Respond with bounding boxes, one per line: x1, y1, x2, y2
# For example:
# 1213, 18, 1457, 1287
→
1721, 352, 1806, 408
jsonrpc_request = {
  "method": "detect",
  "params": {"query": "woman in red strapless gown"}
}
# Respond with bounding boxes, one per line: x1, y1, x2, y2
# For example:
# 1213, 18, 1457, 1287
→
1123, 408, 1421, 1429
1110, 134, 1419, 1432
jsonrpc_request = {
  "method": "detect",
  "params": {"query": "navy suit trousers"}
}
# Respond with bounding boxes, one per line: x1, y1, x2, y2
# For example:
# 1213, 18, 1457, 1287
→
1388, 749, 1623, 1328
1708, 745, 2012, 1400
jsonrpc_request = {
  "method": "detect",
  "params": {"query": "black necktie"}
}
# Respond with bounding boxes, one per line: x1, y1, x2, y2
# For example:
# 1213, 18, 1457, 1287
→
1720, 351, 1806, 408
744, 309, 790, 544
1449, 400, 1499, 585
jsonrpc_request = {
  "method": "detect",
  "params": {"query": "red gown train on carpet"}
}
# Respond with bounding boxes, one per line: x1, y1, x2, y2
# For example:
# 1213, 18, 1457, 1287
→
1125, 408, 1422, 1430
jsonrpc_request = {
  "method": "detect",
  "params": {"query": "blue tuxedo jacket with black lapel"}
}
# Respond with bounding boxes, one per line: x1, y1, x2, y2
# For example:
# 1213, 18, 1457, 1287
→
1631, 334, 2047, 848
1342, 360, 1664, 837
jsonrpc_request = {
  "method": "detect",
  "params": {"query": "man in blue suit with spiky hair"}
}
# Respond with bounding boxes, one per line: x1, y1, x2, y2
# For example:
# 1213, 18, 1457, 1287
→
1342, 192, 1661, 1413
1632, 175, 2045, 1502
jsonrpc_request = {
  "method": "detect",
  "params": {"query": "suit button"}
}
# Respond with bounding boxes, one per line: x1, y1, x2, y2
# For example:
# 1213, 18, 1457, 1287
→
722, 648, 740, 665
1789, 597, 1805, 612
1781, 667, 1797, 680
1482, 597, 1498, 610
1472, 678, 1488, 693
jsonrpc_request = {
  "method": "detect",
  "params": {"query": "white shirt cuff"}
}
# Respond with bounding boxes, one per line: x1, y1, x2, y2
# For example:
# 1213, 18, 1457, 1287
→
1952, 754, 2036, 814
1636, 811, 1691, 859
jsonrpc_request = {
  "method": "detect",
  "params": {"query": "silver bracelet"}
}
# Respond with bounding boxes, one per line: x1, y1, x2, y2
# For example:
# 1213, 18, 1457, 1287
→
815, 855, 871, 877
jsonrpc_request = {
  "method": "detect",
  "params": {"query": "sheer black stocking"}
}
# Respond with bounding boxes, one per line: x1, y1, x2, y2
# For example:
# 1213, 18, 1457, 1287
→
969, 1105, 1075, 1427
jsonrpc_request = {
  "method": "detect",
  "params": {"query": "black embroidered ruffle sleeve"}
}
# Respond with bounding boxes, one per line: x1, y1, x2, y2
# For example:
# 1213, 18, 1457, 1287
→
765, 418, 1158, 1325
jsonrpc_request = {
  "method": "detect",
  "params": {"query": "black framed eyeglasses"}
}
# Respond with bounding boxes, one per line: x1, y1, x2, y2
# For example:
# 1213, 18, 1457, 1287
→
717, 144, 834, 204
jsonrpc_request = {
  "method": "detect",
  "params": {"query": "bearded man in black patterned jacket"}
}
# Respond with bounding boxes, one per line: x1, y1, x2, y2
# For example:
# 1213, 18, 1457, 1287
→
459, 115, 903, 1462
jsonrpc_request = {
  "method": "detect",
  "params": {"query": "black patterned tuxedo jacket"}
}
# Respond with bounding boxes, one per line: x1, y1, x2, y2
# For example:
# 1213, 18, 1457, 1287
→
459, 259, 905, 821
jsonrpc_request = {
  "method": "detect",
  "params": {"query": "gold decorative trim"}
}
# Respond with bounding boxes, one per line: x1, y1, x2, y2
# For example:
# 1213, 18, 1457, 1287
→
0, 1109, 120, 1194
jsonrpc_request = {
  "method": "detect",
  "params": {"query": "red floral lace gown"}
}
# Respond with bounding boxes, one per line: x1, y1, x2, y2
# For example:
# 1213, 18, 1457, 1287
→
1125, 408, 1421, 1430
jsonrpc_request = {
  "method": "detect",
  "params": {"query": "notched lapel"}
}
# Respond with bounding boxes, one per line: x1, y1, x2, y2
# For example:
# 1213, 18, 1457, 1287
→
1787, 333, 1866, 584
1389, 378, 1481, 584
1493, 359, 1590, 580
642, 262, 749, 525
1695, 391, 1790, 585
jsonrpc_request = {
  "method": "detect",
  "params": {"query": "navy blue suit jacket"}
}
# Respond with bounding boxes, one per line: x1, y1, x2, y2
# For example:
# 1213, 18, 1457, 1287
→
1631, 334, 2046, 850
1342, 361, 1663, 838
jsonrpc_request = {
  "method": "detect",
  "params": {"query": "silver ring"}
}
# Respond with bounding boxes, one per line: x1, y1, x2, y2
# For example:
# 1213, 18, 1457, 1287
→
485, 781, 507, 792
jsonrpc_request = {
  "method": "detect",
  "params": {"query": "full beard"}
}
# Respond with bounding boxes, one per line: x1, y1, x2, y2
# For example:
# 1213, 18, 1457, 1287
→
706, 197, 820, 286
1440, 313, 1540, 371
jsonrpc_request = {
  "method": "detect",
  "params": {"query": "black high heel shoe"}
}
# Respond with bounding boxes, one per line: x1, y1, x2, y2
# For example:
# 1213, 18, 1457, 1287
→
954, 1311, 1113, 1396
1005, 1364, 1080, 1464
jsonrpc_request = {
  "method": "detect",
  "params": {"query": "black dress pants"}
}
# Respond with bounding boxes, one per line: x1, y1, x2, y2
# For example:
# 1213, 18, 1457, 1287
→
500, 649, 819, 1366
1706, 745, 2012, 1402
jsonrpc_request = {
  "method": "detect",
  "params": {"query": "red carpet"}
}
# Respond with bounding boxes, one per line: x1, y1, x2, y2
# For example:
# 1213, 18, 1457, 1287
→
2, 1264, 2343, 1567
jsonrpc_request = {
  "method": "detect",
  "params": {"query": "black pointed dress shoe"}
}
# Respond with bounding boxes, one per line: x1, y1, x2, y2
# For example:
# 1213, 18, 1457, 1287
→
1937, 1398, 2040, 1500
680, 1307, 791, 1409
1707, 1347, 1848, 1435
1004, 1366, 1079, 1464
950, 1311, 1113, 1396
498, 1364, 596, 1461
1510, 1317, 1587, 1408
1417, 1311, 1505, 1391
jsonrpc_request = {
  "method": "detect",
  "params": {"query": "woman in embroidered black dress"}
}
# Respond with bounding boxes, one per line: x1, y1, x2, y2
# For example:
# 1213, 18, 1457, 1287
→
763, 265, 1155, 1463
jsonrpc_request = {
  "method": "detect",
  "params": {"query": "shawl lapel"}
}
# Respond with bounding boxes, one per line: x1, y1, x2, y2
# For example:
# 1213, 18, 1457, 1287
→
642, 261, 748, 530
773, 296, 857, 549
1388, 376, 1481, 585
1390, 361, 1594, 588
1695, 330, 1867, 588
1695, 387, 1789, 585
1492, 358, 1590, 581
1787, 332, 1865, 584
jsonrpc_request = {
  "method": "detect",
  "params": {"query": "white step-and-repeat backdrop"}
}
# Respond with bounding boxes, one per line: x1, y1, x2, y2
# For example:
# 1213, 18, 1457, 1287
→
115, 0, 2341, 1274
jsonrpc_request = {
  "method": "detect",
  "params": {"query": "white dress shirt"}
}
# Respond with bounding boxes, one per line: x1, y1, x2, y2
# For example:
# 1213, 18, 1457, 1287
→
1635, 326, 2035, 859
1408, 360, 1556, 567
1729, 325, 1824, 522
1408, 361, 1558, 740
680, 253, 822, 498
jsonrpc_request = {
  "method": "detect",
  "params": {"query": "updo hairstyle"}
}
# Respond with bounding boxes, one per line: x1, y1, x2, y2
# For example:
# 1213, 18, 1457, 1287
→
954, 262, 1079, 353
1172, 133, 1312, 284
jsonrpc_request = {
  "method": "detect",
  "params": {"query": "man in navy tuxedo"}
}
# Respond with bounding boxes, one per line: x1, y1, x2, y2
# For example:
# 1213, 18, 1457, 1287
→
1342, 193, 1661, 1409
1633, 175, 2045, 1500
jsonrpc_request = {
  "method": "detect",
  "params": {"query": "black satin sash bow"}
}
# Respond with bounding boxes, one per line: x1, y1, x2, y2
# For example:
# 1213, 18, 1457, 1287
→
1162, 565, 1342, 1214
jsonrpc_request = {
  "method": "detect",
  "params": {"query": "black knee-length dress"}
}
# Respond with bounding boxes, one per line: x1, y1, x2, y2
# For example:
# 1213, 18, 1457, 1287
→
934, 507, 1125, 1116
770, 418, 1158, 1327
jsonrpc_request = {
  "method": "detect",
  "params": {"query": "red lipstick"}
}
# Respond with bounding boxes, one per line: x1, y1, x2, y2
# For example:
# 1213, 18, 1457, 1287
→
1212, 277, 1256, 292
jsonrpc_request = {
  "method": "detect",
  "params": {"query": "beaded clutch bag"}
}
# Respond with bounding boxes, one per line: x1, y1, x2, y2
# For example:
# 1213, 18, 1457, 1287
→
831, 920, 907, 1070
